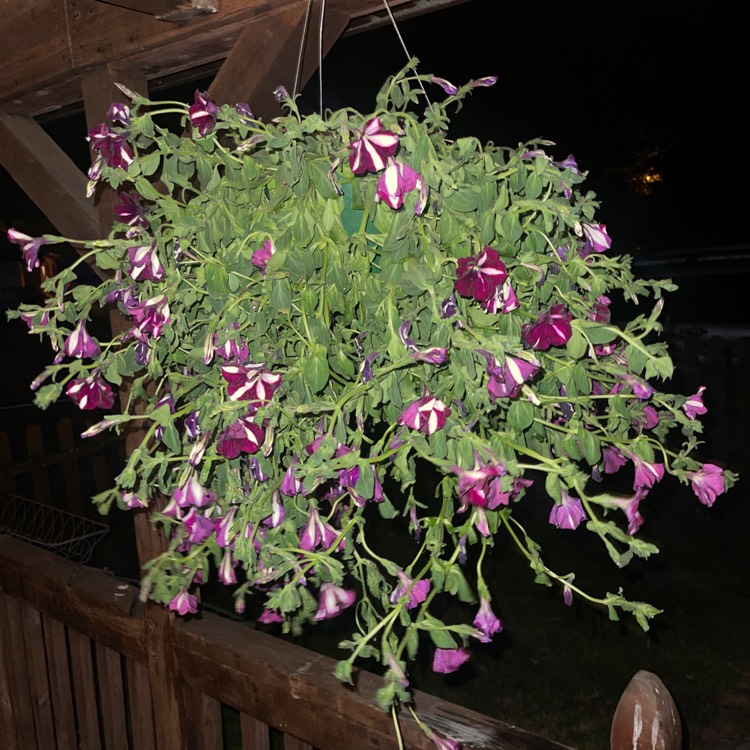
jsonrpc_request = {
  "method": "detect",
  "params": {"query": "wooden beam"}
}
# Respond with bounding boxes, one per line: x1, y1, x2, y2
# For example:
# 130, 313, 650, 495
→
207, 2, 349, 118
0, 113, 107, 276
95, 0, 219, 23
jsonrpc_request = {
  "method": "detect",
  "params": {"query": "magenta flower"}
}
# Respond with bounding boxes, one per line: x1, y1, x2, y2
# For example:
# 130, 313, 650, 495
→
250, 239, 275, 274
8, 228, 47, 272
106, 102, 131, 126
215, 508, 239, 548
127, 294, 171, 341
473, 598, 502, 643
398, 395, 451, 436
549, 490, 587, 530
114, 192, 148, 229
66, 373, 116, 411
189, 90, 217, 137
221, 364, 282, 404
121, 491, 147, 509
182, 507, 215, 545
431, 76, 458, 95
582, 222, 612, 254
313, 583, 356, 621
128, 242, 165, 281
689, 463, 726, 507
607, 489, 647, 535
432, 648, 470, 674
349, 116, 399, 174
683, 386, 708, 419
454, 246, 508, 303
257, 608, 284, 624
453, 461, 506, 511
390, 571, 430, 609
482, 277, 519, 314
410, 347, 448, 365
375, 158, 428, 214
63, 320, 101, 359
521, 304, 573, 350
280, 461, 305, 497
630, 454, 665, 491
484, 352, 540, 400
168, 588, 198, 616
299, 507, 341, 552
86, 122, 133, 169
173, 472, 216, 508
218, 550, 237, 585
602, 445, 628, 474
432, 735, 462, 750
216, 415, 264, 458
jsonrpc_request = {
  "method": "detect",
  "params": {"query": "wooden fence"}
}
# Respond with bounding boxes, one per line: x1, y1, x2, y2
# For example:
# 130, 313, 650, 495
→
0, 534, 577, 750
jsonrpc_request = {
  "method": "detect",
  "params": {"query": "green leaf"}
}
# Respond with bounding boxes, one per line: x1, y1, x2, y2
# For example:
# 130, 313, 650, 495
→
303, 348, 329, 393
507, 399, 535, 431
269, 278, 292, 311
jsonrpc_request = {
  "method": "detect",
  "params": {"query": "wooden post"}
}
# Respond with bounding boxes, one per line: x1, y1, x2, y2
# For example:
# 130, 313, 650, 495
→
81, 64, 188, 750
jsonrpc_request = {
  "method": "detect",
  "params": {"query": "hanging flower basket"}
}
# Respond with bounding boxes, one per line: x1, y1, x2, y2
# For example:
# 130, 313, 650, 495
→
8, 60, 736, 747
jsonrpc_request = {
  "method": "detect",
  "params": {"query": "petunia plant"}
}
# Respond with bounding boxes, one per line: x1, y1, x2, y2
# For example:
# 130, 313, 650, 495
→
7, 59, 737, 747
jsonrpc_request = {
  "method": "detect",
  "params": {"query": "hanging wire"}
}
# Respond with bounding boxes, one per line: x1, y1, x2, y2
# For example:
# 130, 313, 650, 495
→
318, 0, 326, 115
381, 0, 432, 110
292, 0, 315, 98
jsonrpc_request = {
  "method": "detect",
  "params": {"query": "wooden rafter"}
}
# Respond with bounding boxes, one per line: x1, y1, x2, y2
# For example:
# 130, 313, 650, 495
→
95, 0, 220, 23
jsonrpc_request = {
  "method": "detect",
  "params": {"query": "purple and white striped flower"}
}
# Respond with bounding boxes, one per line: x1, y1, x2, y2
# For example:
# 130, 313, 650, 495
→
221, 364, 282, 405
173, 472, 216, 508
473, 598, 503, 643
8, 228, 47, 272
66, 373, 116, 411
188, 90, 217, 137
63, 320, 101, 359
128, 242, 165, 282
313, 583, 356, 621
375, 158, 428, 214
454, 246, 508, 303
521, 305, 573, 350
549, 490, 587, 530
390, 571, 430, 610
398, 395, 450, 436
349, 117, 399, 174
216, 414, 264, 458
688, 463, 726, 507
683, 386, 708, 419
168, 588, 198, 616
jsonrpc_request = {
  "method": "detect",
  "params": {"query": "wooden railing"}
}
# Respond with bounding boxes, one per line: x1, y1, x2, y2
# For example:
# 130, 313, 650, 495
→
0, 535, 576, 750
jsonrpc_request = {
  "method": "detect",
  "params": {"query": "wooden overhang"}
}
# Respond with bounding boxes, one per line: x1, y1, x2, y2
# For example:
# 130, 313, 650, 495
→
0, 0, 470, 242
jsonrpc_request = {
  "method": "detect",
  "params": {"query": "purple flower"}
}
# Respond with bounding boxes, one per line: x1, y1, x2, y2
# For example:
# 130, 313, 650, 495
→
188, 90, 217, 137
106, 102, 131, 126
432, 735, 462, 750
689, 463, 725, 507
313, 583, 356, 621
273, 85, 290, 103
683, 386, 708, 419
214, 331, 249, 361
121, 491, 147, 509
390, 572, 430, 609
630, 454, 665, 491
280, 462, 305, 497
86, 122, 133, 169
606, 489, 648, 535
66, 373, 115, 411
482, 277, 519, 314
215, 508, 239, 548
298, 506, 337, 551
410, 347, 448, 365
636, 404, 659, 430
582, 223, 612, 254
257, 608, 284, 624
250, 239, 275, 274
173, 472, 216, 508
234, 102, 255, 119
182, 507, 215, 545
453, 461, 506, 511
485, 352, 540, 400
454, 246, 508, 303
128, 242, 165, 281
431, 76, 459, 95
602, 445, 627, 474
218, 550, 237, 585
432, 648, 470, 674
114, 192, 148, 229
216, 415, 264, 458
398, 395, 451, 436
549, 490, 587, 530
168, 588, 198, 616
63, 320, 101, 359
473, 598, 502, 643
470, 75, 497, 88
221, 364, 282, 404
349, 117, 399, 174
521, 304, 573, 350
127, 294, 171, 341
375, 158, 428, 214
8, 228, 47, 271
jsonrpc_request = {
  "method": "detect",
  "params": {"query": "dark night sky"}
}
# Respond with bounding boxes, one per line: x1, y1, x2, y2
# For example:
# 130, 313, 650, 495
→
307, 0, 747, 255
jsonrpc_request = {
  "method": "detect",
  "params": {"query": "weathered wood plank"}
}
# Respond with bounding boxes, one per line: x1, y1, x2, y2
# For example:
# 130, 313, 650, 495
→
42, 615, 79, 750
95, 642, 129, 750
0, 113, 106, 253
283, 734, 315, 750
240, 712, 271, 750
173, 613, 574, 750
125, 658, 157, 750
96, 0, 219, 23
0, 594, 21, 749
0, 429, 16, 495
183, 685, 224, 750
69, 627, 103, 750
20, 603, 57, 749
0, 534, 146, 662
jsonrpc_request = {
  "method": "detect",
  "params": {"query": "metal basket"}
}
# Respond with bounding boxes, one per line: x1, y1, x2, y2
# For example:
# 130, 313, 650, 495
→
0, 493, 109, 564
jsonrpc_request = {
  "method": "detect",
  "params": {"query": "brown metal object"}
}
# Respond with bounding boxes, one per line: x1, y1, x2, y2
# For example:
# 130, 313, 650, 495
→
611, 670, 683, 750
